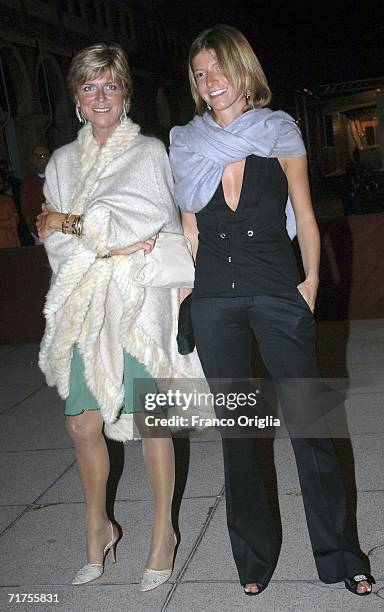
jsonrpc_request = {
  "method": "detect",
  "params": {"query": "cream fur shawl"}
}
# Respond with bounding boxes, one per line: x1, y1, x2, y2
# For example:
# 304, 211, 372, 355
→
39, 119, 206, 441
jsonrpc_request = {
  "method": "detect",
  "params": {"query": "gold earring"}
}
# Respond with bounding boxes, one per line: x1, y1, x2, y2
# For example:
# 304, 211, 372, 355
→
120, 105, 128, 122
75, 104, 87, 124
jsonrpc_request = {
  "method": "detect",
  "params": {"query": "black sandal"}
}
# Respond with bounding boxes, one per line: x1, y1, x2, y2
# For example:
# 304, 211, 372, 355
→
242, 582, 269, 596
344, 574, 375, 596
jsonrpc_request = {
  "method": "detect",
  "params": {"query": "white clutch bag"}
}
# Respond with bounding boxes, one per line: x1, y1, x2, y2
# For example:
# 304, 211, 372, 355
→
131, 232, 195, 288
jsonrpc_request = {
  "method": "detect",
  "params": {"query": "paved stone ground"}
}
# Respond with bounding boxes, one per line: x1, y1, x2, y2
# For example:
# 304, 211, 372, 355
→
0, 320, 383, 611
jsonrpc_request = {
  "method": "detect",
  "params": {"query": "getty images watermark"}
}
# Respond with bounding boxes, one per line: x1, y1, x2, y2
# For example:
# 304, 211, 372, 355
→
142, 388, 281, 429
132, 377, 359, 438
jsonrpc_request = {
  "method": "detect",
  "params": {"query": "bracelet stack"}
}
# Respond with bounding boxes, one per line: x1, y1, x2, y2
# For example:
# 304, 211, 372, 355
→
62, 213, 84, 237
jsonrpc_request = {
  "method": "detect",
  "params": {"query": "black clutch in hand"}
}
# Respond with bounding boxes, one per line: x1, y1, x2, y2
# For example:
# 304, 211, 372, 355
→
177, 293, 195, 355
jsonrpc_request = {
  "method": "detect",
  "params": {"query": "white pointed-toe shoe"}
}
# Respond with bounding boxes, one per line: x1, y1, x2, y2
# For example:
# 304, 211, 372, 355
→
72, 521, 119, 586
140, 568, 173, 592
139, 533, 177, 592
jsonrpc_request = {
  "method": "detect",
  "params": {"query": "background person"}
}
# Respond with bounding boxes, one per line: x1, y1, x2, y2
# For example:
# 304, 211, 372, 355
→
21, 145, 51, 243
0, 168, 20, 248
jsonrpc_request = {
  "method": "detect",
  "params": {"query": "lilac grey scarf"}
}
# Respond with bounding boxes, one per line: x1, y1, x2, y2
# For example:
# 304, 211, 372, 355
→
169, 108, 306, 239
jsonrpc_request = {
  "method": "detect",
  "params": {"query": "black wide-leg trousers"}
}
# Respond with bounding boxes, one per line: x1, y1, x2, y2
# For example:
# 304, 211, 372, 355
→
191, 291, 370, 585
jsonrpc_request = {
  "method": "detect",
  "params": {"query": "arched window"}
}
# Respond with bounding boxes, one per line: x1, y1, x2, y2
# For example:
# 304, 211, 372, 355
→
36, 55, 72, 149
38, 63, 52, 117
125, 12, 132, 38
156, 88, 171, 128
73, 0, 82, 17
0, 52, 18, 119
100, 1, 107, 27
0, 45, 32, 118
87, 0, 97, 23
112, 9, 121, 35
130, 80, 146, 127
0, 45, 33, 177
59, 0, 69, 12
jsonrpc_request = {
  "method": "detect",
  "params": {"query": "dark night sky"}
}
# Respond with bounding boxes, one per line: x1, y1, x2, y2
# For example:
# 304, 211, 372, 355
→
157, 0, 384, 108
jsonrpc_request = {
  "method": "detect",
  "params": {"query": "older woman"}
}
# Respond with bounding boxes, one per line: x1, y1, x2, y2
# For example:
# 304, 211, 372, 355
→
37, 43, 203, 591
170, 25, 374, 598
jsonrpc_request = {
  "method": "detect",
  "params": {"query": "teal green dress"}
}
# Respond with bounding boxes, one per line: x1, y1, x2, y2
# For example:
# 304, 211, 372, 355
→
65, 345, 155, 416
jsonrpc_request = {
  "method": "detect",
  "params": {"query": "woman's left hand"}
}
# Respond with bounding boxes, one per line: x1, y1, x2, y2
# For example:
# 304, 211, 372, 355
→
36, 202, 62, 239
179, 287, 192, 304
109, 234, 158, 256
282, 155, 320, 316
297, 277, 319, 313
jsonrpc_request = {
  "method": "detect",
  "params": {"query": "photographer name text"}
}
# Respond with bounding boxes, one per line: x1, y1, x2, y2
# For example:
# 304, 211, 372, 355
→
145, 415, 280, 428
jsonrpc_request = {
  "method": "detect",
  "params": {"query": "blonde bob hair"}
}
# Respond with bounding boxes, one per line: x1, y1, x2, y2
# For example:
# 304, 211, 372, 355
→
188, 24, 272, 115
67, 43, 133, 111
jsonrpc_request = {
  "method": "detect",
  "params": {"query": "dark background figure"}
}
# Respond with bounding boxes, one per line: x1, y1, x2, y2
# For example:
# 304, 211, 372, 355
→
20, 145, 51, 244
0, 166, 20, 249
0, 158, 34, 247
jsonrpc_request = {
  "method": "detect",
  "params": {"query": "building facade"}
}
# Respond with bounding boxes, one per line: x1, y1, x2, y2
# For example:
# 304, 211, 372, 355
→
0, 0, 189, 178
295, 78, 384, 179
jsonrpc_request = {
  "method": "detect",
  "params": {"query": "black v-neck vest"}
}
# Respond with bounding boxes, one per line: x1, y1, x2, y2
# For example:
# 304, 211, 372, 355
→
193, 155, 300, 297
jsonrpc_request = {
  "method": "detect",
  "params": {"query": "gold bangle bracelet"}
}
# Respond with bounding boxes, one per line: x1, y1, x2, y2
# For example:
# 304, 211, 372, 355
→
73, 214, 84, 237
77, 216, 84, 237
61, 213, 84, 237
61, 212, 72, 234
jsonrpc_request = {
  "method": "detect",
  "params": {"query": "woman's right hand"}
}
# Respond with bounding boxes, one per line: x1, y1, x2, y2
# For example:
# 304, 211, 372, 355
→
109, 235, 158, 256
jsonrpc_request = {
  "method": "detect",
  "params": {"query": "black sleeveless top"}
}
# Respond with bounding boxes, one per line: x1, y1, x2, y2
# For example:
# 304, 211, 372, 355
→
193, 155, 300, 297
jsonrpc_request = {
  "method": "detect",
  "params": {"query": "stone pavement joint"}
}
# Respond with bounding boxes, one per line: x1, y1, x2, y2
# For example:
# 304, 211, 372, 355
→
161, 486, 224, 611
